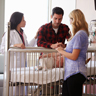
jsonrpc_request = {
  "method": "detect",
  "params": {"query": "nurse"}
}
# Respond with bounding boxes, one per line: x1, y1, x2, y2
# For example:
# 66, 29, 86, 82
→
0, 11, 39, 96
1, 12, 38, 68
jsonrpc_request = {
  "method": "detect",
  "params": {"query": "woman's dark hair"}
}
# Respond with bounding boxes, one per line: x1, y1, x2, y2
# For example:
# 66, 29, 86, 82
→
52, 7, 64, 16
9, 12, 23, 30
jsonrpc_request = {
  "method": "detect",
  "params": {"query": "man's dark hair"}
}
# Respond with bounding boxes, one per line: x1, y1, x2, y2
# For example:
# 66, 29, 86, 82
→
52, 7, 64, 16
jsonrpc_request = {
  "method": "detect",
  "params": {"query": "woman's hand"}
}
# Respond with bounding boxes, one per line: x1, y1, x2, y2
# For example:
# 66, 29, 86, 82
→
56, 46, 64, 53
14, 43, 25, 49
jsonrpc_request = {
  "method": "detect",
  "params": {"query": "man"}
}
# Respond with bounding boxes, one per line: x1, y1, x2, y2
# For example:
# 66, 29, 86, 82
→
37, 7, 71, 49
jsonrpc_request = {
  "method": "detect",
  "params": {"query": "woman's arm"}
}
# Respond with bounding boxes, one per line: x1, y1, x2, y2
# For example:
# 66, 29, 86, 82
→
56, 47, 80, 60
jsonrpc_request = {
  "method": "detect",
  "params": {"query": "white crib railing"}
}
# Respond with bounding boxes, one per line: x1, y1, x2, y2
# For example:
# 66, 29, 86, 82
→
3, 47, 96, 96
5, 47, 64, 96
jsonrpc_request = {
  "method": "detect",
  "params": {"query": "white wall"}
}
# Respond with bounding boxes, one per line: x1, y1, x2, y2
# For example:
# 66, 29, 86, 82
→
0, 0, 5, 42
1, 0, 95, 42
76, 0, 96, 24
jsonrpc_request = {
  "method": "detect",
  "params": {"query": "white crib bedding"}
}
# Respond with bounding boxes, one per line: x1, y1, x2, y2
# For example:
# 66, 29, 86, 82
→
10, 67, 64, 84
10, 62, 96, 84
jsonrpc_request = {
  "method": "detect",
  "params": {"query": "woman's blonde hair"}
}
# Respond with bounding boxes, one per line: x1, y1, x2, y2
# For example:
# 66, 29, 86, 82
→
69, 9, 89, 38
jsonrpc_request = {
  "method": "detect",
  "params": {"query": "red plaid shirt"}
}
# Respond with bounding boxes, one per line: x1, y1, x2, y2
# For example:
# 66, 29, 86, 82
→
37, 22, 70, 48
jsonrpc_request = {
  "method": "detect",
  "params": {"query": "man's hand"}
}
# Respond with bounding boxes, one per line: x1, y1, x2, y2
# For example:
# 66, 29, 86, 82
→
50, 42, 59, 49
50, 42, 66, 49
50, 42, 61, 49
57, 43, 66, 48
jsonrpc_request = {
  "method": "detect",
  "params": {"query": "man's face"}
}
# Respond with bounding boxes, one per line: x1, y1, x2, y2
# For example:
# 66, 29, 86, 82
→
51, 13, 63, 28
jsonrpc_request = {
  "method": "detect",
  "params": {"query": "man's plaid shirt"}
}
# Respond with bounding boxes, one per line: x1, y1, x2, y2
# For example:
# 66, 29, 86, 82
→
37, 22, 71, 48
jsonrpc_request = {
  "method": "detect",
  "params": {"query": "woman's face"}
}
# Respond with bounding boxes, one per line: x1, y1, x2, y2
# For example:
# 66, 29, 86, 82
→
69, 18, 73, 25
18, 16, 26, 28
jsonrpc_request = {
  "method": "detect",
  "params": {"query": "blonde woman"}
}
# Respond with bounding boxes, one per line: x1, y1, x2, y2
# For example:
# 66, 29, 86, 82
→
56, 9, 89, 96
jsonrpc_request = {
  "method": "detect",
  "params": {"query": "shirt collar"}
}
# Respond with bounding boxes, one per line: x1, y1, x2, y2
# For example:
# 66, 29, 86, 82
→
16, 28, 23, 34
50, 21, 62, 30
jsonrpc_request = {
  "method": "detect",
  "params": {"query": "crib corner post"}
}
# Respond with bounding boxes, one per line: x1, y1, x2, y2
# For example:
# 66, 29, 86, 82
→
3, 51, 10, 96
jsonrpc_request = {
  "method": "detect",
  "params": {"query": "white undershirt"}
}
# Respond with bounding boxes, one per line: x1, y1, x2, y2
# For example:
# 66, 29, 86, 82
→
53, 28, 58, 34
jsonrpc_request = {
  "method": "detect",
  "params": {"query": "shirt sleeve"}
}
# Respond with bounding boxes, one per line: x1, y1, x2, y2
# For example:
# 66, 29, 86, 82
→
29, 38, 37, 47
37, 26, 52, 48
73, 33, 84, 49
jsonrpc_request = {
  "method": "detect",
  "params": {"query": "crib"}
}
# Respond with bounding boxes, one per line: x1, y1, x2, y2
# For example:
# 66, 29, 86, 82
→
3, 23, 96, 96
3, 47, 65, 96
2, 46, 96, 96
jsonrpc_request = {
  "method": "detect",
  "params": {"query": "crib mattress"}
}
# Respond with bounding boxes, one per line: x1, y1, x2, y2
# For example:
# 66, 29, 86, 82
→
10, 67, 64, 84
10, 62, 96, 84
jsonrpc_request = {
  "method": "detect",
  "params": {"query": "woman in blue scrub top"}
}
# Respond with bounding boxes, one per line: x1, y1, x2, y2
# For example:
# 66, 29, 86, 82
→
56, 9, 89, 96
